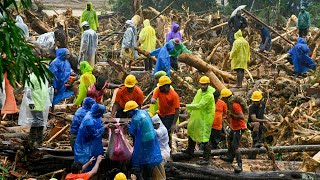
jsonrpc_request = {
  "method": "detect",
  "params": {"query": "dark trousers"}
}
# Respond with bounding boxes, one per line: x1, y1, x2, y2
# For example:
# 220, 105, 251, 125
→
159, 114, 174, 148
170, 57, 178, 71
132, 165, 155, 180
70, 133, 77, 152
227, 129, 244, 164
144, 58, 153, 71
30, 111, 44, 145
210, 128, 222, 149
299, 28, 308, 37
186, 136, 211, 160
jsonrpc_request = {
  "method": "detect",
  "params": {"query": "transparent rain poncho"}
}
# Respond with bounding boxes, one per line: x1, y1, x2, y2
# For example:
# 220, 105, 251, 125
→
79, 29, 98, 66
18, 73, 51, 127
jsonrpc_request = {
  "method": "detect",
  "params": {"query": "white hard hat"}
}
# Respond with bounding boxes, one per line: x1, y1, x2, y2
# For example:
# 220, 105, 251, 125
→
81, 21, 89, 27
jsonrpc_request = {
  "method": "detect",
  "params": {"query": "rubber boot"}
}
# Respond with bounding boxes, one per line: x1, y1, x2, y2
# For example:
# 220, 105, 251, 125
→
36, 126, 44, 145
220, 147, 234, 163
182, 137, 195, 158
234, 151, 243, 173
197, 142, 211, 165
29, 127, 37, 146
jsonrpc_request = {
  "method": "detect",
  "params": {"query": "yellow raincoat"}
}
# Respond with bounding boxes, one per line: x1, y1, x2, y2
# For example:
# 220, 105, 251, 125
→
75, 62, 96, 105
80, 2, 99, 31
186, 86, 216, 143
230, 30, 250, 70
139, 19, 156, 52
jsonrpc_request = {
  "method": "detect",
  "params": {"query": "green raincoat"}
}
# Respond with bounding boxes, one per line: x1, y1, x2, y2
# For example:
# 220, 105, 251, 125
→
75, 61, 96, 105
169, 39, 192, 59
230, 30, 250, 70
80, 2, 99, 31
186, 86, 216, 143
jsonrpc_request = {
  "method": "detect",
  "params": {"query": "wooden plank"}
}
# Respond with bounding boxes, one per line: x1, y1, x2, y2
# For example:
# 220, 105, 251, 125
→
45, 124, 70, 144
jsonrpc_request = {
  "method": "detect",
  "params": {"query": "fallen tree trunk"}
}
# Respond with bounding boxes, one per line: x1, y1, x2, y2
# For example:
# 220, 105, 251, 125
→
24, 10, 51, 34
172, 145, 320, 161
272, 28, 297, 42
166, 162, 320, 180
135, 47, 197, 93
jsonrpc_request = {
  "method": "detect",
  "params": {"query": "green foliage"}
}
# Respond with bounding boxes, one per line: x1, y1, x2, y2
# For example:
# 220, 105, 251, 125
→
108, 0, 133, 18
0, 0, 52, 89
0, 166, 8, 180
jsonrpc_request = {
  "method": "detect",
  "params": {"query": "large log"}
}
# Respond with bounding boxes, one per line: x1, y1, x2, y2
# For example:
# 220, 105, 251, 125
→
135, 47, 197, 93
24, 10, 51, 34
172, 145, 320, 161
166, 162, 319, 180
272, 28, 297, 42
178, 53, 237, 90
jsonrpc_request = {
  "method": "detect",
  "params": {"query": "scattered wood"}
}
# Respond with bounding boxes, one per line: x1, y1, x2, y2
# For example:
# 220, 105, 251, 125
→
45, 124, 70, 144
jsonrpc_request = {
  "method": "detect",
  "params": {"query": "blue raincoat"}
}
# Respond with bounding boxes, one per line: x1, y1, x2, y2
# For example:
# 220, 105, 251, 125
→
70, 97, 96, 136
129, 109, 162, 168
151, 42, 175, 77
49, 48, 74, 105
74, 104, 106, 172
289, 37, 316, 75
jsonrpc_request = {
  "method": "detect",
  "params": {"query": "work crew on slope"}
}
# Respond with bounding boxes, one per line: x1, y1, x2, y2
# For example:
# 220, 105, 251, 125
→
151, 76, 180, 148
220, 88, 246, 173
183, 76, 216, 165
256, 23, 272, 52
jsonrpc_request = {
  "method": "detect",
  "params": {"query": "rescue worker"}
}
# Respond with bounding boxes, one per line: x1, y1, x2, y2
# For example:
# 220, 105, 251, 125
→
228, 10, 247, 46
124, 101, 163, 180
220, 88, 246, 173
288, 37, 316, 76
168, 38, 192, 71
87, 76, 121, 104
79, 21, 98, 67
139, 19, 157, 72
54, 22, 67, 48
230, 30, 250, 88
151, 42, 174, 77
70, 97, 96, 151
121, 20, 138, 70
148, 71, 167, 117
152, 114, 171, 162
48, 48, 74, 105
166, 22, 182, 42
74, 104, 107, 172
151, 76, 180, 148
183, 76, 216, 165
297, 6, 310, 37
111, 75, 144, 118
74, 61, 96, 106
248, 91, 272, 159
210, 90, 227, 149
18, 73, 51, 147
80, 2, 99, 31
256, 24, 272, 52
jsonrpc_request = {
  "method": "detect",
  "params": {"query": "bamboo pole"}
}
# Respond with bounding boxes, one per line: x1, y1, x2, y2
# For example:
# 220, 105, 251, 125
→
243, 9, 294, 45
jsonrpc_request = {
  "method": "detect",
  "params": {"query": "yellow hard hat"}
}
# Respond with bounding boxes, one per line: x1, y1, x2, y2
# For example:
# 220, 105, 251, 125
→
157, 76, 171, 87
251, 91, 263, 101
123, 101, 138, 112
124, 75, 137, 88
221, 88, 232, 98
114, 172, 127, 180
199, 76, 210, 84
